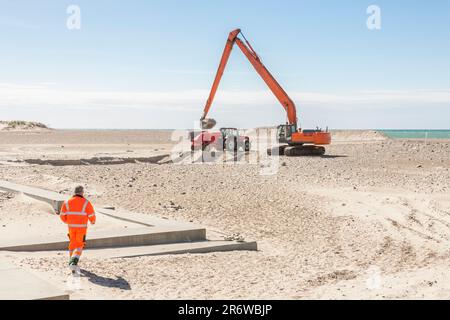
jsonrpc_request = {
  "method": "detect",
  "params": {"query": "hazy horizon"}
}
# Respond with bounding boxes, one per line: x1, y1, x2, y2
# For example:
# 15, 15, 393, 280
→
3, 120, 450, 132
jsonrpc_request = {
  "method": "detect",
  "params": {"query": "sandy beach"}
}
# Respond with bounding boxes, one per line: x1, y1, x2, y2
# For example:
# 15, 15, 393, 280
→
0, 128, 449, 299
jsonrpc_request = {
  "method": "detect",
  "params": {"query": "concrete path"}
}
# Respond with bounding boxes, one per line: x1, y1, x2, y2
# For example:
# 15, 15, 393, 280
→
0, 257, 69, 300
97, 207, 203, 229
0, 180, 66, 213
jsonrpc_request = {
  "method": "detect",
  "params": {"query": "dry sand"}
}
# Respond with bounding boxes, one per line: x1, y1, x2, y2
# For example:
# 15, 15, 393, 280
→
1, 129, 450, 299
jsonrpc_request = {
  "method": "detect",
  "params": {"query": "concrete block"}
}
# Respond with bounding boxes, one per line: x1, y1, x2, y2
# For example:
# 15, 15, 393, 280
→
0, 180, 66, 213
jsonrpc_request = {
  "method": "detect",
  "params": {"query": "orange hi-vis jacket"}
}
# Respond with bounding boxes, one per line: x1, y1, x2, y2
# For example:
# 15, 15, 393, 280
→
60, 195, 96, 229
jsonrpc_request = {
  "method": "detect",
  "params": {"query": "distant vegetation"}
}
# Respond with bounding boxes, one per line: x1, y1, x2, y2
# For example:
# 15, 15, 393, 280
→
0, 120, 50, 130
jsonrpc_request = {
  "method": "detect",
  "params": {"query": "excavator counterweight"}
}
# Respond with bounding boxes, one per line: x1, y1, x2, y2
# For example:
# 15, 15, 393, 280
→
200, 29, 331, 156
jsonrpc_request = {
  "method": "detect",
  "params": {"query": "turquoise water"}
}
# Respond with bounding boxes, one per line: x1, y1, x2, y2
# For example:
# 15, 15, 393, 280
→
380, 130, 450, 139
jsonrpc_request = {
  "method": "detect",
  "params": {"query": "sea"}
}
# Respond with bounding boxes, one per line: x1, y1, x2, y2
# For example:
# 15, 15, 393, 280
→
380, 130, 450, 140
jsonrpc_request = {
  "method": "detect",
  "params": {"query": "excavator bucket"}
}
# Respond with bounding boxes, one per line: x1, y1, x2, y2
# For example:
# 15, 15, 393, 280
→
201, 118, 217, 130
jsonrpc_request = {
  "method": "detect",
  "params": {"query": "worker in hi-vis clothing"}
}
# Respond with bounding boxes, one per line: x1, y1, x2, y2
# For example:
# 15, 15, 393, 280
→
60, 185, 96, 273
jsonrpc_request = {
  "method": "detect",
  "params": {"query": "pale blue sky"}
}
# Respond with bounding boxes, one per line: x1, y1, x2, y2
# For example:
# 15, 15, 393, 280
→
0, 0, 449, 129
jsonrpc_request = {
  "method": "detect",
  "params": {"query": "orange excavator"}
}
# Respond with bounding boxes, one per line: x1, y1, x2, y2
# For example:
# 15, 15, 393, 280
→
200, 29, 331, 156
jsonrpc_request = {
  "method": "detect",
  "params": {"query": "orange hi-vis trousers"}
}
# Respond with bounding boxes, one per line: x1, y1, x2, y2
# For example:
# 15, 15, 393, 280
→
68, 228, 87, 259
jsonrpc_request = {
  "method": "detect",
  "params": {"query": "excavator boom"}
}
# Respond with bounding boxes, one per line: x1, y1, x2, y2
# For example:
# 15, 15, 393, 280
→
202, 29, 297, 127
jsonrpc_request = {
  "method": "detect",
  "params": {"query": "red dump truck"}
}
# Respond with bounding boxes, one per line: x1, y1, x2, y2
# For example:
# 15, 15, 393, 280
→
190, 128, 250, 152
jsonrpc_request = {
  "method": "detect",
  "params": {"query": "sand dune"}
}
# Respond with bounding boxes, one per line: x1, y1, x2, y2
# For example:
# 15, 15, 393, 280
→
0, 121, 50, 132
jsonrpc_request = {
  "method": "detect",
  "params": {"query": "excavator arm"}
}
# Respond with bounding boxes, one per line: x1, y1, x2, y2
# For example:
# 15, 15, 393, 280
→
200, 29, 331, 155
201, 29, 297, 128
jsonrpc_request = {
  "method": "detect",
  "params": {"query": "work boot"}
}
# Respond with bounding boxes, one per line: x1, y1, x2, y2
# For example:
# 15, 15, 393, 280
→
69, 257, 79, 266
69, 257, 80, 274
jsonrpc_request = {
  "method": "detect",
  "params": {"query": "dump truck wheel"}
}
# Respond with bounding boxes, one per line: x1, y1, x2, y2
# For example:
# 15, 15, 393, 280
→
244, 140, 251, 152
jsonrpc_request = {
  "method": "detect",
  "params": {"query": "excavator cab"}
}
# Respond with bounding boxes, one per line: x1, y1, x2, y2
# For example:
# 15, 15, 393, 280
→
277, 124, 296, 144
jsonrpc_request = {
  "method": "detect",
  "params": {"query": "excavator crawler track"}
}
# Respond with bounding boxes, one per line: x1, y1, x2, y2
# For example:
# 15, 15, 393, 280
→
267, 145, 288, 156
267, 145, 325, 157
284, 145, 325, 157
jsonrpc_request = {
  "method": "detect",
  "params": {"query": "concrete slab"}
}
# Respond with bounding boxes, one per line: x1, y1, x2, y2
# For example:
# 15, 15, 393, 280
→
97, 208, 203, 230
0, 180, 66, 213
0, 258, 69, 300
95, 240, 258, 258
0, 208, 156, 245
0, 258, 16, 271
0, 226, 206, 251
12, 154, 170, 166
